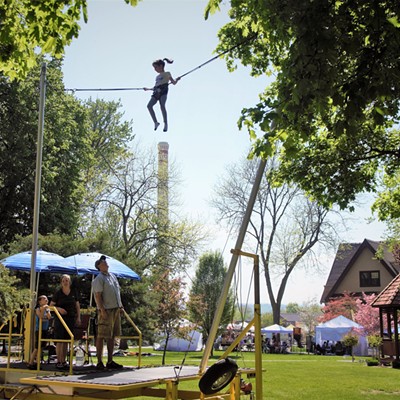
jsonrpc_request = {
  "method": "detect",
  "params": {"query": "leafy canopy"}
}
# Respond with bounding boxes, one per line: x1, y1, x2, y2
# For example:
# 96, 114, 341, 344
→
0, 264, 30, 324
0, 0, 140, 80
354, 293, 380, 337
0, 58, 92, 248
320, 292, 357, 322
206, 0, 400, 216
188, 251, 235, 341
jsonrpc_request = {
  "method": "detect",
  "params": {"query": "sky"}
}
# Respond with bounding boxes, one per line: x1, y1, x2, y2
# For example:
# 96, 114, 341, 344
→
61, 0, 387, 306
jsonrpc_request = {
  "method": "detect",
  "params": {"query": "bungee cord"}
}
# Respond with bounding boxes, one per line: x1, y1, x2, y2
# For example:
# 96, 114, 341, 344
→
66, 86, 144, 92
175, 34, 257, 81
65, 34, 257, 93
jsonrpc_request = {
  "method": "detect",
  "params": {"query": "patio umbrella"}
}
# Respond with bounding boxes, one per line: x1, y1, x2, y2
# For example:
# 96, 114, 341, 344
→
0, 250, 77, 274
65, 252, 140, 281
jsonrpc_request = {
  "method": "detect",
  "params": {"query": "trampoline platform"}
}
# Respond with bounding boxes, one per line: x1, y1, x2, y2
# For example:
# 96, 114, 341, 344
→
20, 364, 200, 387
0, 364, 247, 400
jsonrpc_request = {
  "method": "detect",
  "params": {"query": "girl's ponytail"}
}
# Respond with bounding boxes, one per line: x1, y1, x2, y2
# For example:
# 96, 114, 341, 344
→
163, 58, 174, 64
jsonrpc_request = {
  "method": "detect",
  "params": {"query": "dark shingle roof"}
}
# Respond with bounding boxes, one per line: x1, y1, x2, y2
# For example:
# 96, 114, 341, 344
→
320, 242, 360, 303
320, 239, 399, 304
280, 313, 300, 323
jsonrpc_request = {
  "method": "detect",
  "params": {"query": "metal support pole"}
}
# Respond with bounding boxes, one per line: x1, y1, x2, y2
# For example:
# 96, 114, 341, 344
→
199, 158, 266, 373
253, 253, 262, 400
28, 63, 47, 360
234, 250, 263, 400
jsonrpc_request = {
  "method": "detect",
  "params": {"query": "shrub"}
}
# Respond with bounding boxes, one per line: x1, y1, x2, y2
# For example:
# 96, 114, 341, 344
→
392, 360, 400, 369
367, 334, 382, 360
343, 333, 359, 362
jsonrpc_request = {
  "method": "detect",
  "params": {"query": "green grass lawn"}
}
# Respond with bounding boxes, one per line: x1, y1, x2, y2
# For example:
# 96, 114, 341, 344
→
116, 349, 400, 399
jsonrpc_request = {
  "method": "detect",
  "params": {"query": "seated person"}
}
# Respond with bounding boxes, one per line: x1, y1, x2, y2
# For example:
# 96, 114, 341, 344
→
281, 341, 288, 353
315, 343, 325, 355
335, 341, 344, 355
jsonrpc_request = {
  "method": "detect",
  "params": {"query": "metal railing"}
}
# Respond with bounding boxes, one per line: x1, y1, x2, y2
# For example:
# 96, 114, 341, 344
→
0, 307, 142, 373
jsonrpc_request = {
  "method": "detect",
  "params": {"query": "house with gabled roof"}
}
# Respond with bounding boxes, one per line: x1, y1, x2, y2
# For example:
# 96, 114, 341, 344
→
320, 239, 399, 304
280, 313, 301, 327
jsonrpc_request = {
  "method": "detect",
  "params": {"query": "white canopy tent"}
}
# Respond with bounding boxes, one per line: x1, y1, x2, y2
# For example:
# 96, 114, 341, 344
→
227, 321, 255, 332
154, 320, 203, 352
154, 330, 203, 352
261, 324, 292, 334
315, 315, 368, 356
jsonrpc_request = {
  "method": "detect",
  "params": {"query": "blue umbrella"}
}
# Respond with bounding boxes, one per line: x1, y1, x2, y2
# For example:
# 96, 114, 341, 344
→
0, 250, 77, 274
65, 252, 140, 281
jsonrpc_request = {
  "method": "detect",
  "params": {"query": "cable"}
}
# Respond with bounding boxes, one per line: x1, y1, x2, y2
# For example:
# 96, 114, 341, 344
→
174, 322, 200, 381
66, 87, 144, 92
65, 34, 257, 93
176, 34, 257, 81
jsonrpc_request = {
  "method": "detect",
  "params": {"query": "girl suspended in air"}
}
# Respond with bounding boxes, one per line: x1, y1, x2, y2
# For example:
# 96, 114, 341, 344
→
144, 58, 180, 132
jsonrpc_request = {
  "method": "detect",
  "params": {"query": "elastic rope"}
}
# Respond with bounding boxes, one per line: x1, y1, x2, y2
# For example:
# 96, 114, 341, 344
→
65, 34, 257, 92
174, 325, 200, 381
176, 34, 257, 81
67, 87, 144, 92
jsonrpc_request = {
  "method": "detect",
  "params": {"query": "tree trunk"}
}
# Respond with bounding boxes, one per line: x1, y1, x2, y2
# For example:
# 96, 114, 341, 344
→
272, 301, 281, 324
162, 334, 169, 366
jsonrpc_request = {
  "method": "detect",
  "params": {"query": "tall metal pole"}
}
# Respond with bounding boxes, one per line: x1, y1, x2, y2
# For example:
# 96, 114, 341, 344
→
199, 157, 267, 373
253, 253, 262, 399
28, 63, 47, 358
229, 250, 262, 400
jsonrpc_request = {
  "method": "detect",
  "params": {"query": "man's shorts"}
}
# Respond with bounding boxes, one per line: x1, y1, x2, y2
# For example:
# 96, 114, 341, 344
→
97, 308, 121, 340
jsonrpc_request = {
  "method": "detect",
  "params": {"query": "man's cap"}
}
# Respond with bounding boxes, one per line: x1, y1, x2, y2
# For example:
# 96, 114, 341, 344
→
95, 255, 107, 270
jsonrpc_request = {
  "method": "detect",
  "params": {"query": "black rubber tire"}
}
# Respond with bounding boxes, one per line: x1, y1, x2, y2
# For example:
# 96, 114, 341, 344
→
199, 358, 238, 395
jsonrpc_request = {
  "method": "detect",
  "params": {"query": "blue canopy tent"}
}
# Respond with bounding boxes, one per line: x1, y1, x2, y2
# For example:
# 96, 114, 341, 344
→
65, 252, 140, 281
0, 250, 79, 302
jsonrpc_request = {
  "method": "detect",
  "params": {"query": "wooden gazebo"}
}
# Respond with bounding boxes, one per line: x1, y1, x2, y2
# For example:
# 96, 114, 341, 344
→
371, 274, 400, 363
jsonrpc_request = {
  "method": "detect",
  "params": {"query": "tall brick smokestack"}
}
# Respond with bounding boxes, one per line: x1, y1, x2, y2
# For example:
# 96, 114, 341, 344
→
157, 142, 169, 223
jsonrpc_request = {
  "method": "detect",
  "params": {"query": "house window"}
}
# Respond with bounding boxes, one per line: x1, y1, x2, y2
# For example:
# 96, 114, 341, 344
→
359, 271, 380, 287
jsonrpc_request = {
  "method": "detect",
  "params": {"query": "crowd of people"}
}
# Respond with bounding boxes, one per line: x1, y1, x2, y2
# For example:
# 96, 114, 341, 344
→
262, 334, 290, 354
314, 340, 345, 356
27, 255, 124, 371
214, 331, 291, 354
214, 331, 256, 351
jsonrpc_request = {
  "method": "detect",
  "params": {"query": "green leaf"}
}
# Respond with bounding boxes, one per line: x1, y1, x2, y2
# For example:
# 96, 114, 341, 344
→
204, 0, 221, 20
41, 36, 56, 53
387, 16, 400, 28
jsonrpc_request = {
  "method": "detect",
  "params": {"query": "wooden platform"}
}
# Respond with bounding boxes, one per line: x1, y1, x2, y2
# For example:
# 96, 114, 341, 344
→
13, 365, 212, 400
20, 365, 200, 388
0, 364, 250, 400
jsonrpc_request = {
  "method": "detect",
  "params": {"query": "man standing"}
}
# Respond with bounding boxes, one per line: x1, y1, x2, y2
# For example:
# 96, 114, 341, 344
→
92, 255, 124, 370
